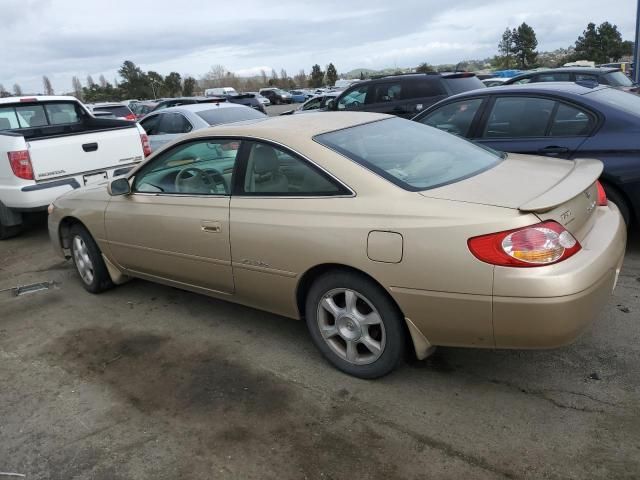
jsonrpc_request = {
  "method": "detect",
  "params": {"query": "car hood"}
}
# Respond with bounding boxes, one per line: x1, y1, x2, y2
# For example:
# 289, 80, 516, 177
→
419, 153, 601, 210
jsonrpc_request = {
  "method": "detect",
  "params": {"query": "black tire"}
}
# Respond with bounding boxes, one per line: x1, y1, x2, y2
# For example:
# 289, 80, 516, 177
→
305, 270, 406, 379
603, 185, 631, 227
69, 224, 114, 293
0, 222, 23, 240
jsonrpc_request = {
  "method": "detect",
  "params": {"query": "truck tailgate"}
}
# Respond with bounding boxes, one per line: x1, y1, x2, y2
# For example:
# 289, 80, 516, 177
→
28, 126, 143, 181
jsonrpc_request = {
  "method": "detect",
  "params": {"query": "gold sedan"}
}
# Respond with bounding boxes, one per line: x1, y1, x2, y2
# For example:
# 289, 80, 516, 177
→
48, 112, 627, 378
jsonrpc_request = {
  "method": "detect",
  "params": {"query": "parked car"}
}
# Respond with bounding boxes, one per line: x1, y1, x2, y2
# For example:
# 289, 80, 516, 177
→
482, 77, 510, 87
139, 102, 266, 152
289, 90, 308, 103
280, 91, 339, 115
209, 92, 266, 114
0, 95, 149, 239
245, 92, 271, 106
326, 72, 486, 118
48, 112, 625, 378
131, 101, 159, 120
413, 82, 640, 226
149, 97, 225, 113
259, 88, 292, 105
503, 67, 638, 93
90, 102, 137, 121
204, 87, 239, 97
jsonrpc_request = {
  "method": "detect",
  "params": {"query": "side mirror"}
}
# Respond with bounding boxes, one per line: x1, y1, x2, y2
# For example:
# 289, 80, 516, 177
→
108, 177, 131, 196
326, 99, 336, 110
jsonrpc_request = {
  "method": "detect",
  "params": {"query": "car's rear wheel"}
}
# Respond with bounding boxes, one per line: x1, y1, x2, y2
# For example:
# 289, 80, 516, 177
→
603, 185, 631, 227
305, 271, 405, 379
69, 224, 114, 293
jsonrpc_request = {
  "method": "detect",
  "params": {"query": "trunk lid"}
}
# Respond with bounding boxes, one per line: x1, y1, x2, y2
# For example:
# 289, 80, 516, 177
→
420, 153, 603, 237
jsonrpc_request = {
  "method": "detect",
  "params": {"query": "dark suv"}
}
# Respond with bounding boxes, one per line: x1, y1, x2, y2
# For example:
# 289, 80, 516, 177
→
327, 73, 485, 118
503, 67, 638, 92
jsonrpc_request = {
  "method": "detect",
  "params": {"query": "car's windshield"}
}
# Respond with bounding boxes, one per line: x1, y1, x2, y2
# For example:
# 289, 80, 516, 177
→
196, 107, 266, 125
315, 117, 502, 191
589, 87, 640, 116
604, 71, 634, 87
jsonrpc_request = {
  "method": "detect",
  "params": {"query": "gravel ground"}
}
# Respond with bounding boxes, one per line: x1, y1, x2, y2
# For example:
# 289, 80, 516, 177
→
0, 218, 638, 480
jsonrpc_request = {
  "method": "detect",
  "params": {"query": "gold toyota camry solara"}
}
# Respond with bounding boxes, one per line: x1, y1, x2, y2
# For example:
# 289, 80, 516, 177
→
48, 112, 627, 378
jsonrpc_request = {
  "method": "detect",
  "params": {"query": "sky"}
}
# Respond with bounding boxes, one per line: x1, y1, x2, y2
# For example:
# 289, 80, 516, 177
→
1, 0, 636, 93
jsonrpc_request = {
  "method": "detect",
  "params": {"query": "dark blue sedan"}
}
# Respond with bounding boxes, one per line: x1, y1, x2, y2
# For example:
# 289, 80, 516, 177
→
413, 83, 640, 226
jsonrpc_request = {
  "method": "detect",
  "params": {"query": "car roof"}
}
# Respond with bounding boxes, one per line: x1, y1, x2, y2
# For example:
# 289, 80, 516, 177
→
443, 82, 610, 99
513, 67, 619, 77
185, 111, 389, 140
158, 102, 252, 114
0, 95, 79, 105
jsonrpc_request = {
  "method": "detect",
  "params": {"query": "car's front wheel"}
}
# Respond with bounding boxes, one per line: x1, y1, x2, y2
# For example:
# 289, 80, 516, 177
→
305, 271, 405, 379
69, 224, 114, 293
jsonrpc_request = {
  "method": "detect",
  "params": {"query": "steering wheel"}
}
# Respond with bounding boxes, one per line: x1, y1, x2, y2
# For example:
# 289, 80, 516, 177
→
174, 166, 227, 194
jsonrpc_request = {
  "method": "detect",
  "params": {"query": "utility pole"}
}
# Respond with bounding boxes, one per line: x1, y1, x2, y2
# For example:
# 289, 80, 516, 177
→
634, 0, 640, 83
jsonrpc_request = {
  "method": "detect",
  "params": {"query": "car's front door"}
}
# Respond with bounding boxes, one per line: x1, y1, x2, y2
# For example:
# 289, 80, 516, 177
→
474, 96, 594, 159
104, 138, 240, 294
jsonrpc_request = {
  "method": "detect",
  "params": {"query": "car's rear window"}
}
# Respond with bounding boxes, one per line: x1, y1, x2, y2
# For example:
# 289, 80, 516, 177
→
196, 107, 266, 125
315, 117, 502, 191
94, 105, 131, 117
604, 71, 634, 87
588, 87, 640, 116
443, 76, 486, 94
0, 101, 81, 130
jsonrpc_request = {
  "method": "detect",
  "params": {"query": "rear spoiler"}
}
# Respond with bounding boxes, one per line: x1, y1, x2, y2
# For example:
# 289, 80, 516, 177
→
518, 159, 603, 212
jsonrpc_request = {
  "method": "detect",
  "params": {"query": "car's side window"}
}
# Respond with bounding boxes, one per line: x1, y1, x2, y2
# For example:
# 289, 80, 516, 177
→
513, 78, 532, 85
549, 103, 594, 137
419, 98, 483, 137
302, 97, 322, 110
483, 97, 555, 138
133, 139, 240, 195
371, 83, 402, 103
140, 114, 161, 135
576, 73, 599, 84
241, 142, 348, 196
337, 86, 369, 110
536, 73, 571, 82
157, 113, 193, 134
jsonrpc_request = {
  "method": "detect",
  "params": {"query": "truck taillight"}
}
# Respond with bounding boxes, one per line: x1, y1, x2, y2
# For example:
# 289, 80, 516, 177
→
468, 221, 581, 267
8, 150, 34, 180
140, 133, 151, 157
125, 113, 137, 121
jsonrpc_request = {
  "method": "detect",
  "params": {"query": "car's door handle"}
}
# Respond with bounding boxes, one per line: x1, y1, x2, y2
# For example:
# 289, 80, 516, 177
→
538, 146, 569, 155
201, 221, 221, 233
82, 142, 98, 152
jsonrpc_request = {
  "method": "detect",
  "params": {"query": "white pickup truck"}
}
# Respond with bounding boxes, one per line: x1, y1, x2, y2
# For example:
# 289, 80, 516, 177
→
0, 96, 150, 239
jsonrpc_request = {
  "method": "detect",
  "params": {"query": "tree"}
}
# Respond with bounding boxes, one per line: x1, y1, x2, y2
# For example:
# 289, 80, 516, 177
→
310, 64, 324, 88
164, 72, 182, 96
99, 74, 108, 88
416, 62, 434, 73
260, 69, 268, 87
359, 72, 365, 80
182, 76, 197, 96
71, 76, 83, 100
293, 69, 307, 88
496, 27, 516, 69
513, 23, 538, 69
87, 75, 96, 87
0, 84, 8, 98
146, 71, 165, 98
325, 63, 338, 86
118, 60, 148, 98
574, 22, 627, 64
42, 76, 54, 95
13, 84, 23, 96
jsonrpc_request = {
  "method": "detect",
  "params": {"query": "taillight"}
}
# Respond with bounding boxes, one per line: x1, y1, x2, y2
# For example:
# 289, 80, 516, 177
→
8, 150, 34, 180
125, 113, 137, 121
140, 133, 151, 157
468, 221, 581, 267
596, 181, 608, 206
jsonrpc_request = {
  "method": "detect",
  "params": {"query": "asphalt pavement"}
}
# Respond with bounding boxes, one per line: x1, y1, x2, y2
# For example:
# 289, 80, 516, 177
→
0, 218, 639, 479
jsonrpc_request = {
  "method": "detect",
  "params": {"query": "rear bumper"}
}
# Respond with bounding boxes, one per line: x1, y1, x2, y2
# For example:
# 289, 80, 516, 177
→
492, 204, 626, 348
392, 204, 626, 351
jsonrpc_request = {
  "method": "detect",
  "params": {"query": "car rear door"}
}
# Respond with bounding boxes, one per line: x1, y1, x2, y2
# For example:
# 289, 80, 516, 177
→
474, 95, 593, 159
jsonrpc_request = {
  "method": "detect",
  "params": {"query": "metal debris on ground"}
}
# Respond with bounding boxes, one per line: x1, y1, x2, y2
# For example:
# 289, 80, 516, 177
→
0, 281, 59, 297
